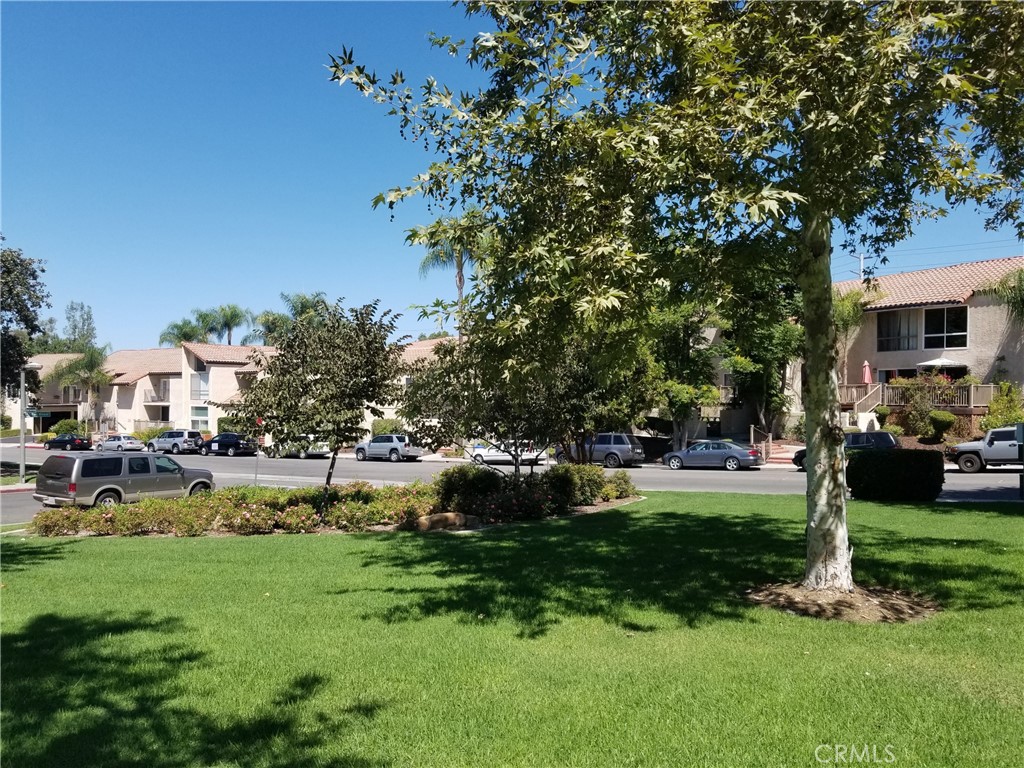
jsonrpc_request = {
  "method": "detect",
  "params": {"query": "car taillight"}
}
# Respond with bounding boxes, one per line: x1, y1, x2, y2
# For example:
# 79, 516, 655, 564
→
748, 450, 759, 456
404, 441, 410, 448
68, 483, 77, 493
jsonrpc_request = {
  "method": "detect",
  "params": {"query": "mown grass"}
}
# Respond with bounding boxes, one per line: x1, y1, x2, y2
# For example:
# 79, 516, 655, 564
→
2, 492, 1022, 767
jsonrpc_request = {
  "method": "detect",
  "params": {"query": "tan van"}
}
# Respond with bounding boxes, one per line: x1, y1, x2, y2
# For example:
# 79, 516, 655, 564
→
34, 453, 215, 507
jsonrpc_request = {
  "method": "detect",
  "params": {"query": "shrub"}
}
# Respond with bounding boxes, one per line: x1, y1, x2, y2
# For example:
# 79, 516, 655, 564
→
372, 418, 404, 436
324, 500, 372, 530
220, 503, 277, 535
36, 432, 56, 444
51, 418, 86, 435
370, 483, 437, 525
873, 406, 890, 428
543, 463, 606, 507
608, 470, 638, 499
882, 424, 904, 437
133, 425, 166, 444
847, 449, 944, 502
928, 410, 956, 440
32, 507, 87, 536
980, 381, 1024, 431
785, 414, 805, 442
434, 464, 503, 516
274, 503, 320, 533
217, 416, 244, 434
599, 483, 616, 502
0, 414, 11, 430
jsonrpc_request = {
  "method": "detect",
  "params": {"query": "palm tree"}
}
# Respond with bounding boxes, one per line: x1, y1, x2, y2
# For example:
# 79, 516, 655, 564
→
415, 210, 487, 339
46, 345, 113, 432
216, 304, 249, 345
242, 293, 327, 346
191, 308, 220, 341
979, 268, 1024, 327
159, 319, 208, 347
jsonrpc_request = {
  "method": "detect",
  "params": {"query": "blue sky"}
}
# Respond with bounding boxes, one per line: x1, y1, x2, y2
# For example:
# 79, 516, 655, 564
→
3, 1, 1021, 351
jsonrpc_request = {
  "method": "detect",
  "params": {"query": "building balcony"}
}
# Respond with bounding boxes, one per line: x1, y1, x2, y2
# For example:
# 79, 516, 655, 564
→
144, 388, 171, 403
839, 383, 999, 413
135, 420, 172, 432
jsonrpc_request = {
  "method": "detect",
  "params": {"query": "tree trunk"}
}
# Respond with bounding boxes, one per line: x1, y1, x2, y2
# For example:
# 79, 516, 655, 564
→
797, 213, 853, 591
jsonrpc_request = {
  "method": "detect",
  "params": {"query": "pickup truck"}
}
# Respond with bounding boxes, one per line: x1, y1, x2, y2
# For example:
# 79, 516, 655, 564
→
946, 427, 1022, 473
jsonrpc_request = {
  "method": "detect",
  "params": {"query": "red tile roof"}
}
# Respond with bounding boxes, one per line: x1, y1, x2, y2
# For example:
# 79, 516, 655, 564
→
105, 348, 182, 385
29, 353, 84, 380
182, 342, 275, 366
835, 256, 1024, 310
401, 337, 453, 364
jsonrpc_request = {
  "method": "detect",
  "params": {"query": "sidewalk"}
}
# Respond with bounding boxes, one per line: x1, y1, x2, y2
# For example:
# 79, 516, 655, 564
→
0, 483, 36, 494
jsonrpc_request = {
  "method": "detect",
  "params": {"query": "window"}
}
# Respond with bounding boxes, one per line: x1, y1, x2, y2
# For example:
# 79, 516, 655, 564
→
190, 372, 209, 400
876, 310, 919, 352
128, 457, 150, 475
371, 436, 389, 444
82, 457, 124, 478
155, 457, 181, 474
190, 407, 209, 431
923, 306, 967, 349
613, 435, 627, 445
596, 434, 611, 445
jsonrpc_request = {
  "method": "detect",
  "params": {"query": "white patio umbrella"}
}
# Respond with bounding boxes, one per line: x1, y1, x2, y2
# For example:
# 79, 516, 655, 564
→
916, 357, 961, 368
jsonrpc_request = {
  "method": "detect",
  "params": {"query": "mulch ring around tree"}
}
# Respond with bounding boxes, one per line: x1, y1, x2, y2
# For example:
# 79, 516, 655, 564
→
745, 582, 940, 624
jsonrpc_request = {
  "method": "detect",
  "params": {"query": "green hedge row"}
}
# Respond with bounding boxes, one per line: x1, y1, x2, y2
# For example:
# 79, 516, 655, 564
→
847, 449, 944, 502
32, 466, 639, 537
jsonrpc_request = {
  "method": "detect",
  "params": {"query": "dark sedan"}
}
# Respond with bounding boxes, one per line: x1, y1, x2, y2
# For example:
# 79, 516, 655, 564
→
663, 440, 764, 471
792, 431, 898, 471
43, 433, 91, 451
199, 433, 258, 457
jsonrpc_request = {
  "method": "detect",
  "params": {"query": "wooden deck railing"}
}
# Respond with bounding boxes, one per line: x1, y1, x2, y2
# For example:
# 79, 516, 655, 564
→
839, 383, 998, 412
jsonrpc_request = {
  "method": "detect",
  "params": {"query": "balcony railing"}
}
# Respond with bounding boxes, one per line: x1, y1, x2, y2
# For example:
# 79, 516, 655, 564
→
135, 420, 172, 432
144, 388, 171, 402
839, 383, 998, 411
190, 388, 209, 401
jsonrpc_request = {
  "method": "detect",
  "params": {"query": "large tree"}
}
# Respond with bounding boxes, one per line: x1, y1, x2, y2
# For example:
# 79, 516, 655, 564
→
29, 301, 98, 354
229, 298, 405, 502
1, 238, 50, 392
333, 2, 1024, 591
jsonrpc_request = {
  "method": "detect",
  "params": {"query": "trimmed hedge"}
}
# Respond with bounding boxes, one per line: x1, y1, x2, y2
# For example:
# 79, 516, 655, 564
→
847, 449, 944, 502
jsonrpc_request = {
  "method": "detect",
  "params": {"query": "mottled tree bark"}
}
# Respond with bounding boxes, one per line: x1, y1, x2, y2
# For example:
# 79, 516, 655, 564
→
798, 213, 854, 591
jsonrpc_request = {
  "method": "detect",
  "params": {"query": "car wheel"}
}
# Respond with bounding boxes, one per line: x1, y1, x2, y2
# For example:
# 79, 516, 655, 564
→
199, 446, 210, 456
189, 482, 211, 496
555, 453, 569, 465
668, 456, 683, 470
355, 448, 366, 461
44, 443, 52, 450
957, 453, 983, 473
724, 456, 741, 471
227, 446, 236, 457
604, 453, 622, 469
147, 444, 157, 453
95, 491, 120, 507
117, 445, 124, 452
389, 449, 401, 463
298, 450, 307, 459
473, 453, 486, 464
171, 443, 181, 455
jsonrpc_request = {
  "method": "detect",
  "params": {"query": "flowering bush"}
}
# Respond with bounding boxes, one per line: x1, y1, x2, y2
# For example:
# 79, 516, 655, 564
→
219, 501, 277, 535
32, 507, 86, 536
323, 500, 372, 530
274, 503, 320, 534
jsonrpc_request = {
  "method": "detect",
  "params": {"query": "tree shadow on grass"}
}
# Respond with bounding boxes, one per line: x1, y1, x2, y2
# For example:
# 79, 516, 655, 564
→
350, 509, 806, 638
1, 612, 387, 768
349, 506, 1024, 638
0, 538, 79, 573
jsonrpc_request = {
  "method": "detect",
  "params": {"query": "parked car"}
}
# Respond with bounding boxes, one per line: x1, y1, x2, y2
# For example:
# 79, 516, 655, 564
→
147, 429, 205, 455
34, 452, 214, 508
43, 433, 91, 451
946, 427, 1022, 473
792, 430, 899, 471
267, 435, 332, 459
663, 440, 764, 471
469, 440, 547, 466
97, 435, 147, 452
554, 433, 645, 468
199, 433, 258, 456
354, 434, 426, 462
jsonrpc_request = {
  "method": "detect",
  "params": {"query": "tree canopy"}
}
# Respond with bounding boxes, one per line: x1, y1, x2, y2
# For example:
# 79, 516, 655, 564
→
334, 2, 1024, 591
1, 238, 50, 390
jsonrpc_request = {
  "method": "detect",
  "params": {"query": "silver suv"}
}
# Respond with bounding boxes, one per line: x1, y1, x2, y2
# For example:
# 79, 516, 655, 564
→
354, 434, 427, 462
34, 453, 215, 508
555, 433, 646, 468
147, 429, 205, 455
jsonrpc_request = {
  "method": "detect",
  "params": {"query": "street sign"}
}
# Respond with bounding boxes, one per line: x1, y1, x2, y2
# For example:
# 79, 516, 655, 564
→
25, 410, 50, 417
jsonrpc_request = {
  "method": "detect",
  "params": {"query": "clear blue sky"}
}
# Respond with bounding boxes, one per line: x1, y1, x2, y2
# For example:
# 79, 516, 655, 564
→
3, 1, 1022, 351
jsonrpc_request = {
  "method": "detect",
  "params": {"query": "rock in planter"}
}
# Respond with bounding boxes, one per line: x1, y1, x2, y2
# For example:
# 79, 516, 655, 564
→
414, 512, 482, 532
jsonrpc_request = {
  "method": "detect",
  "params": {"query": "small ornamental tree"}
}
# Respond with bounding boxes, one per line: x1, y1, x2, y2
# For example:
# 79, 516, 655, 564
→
230, 298, 405, 505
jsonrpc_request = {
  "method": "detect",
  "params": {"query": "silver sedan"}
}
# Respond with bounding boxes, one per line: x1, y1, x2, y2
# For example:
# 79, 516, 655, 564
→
663, 441, 764, 471
97, 434, 147, 452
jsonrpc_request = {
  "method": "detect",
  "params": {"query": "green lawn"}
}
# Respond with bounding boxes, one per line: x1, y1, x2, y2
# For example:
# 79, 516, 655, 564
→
2, 493, 1022, 767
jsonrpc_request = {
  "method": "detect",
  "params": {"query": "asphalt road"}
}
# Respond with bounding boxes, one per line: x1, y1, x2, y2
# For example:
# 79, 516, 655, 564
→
2, 444, 1022, 525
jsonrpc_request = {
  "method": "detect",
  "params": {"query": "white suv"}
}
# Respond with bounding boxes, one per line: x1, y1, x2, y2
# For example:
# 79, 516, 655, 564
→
147, 429, 205, 455
354, 434, 427, 462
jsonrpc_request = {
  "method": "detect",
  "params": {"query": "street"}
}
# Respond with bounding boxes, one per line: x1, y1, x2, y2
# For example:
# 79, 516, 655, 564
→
3, 443, 1021, 525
